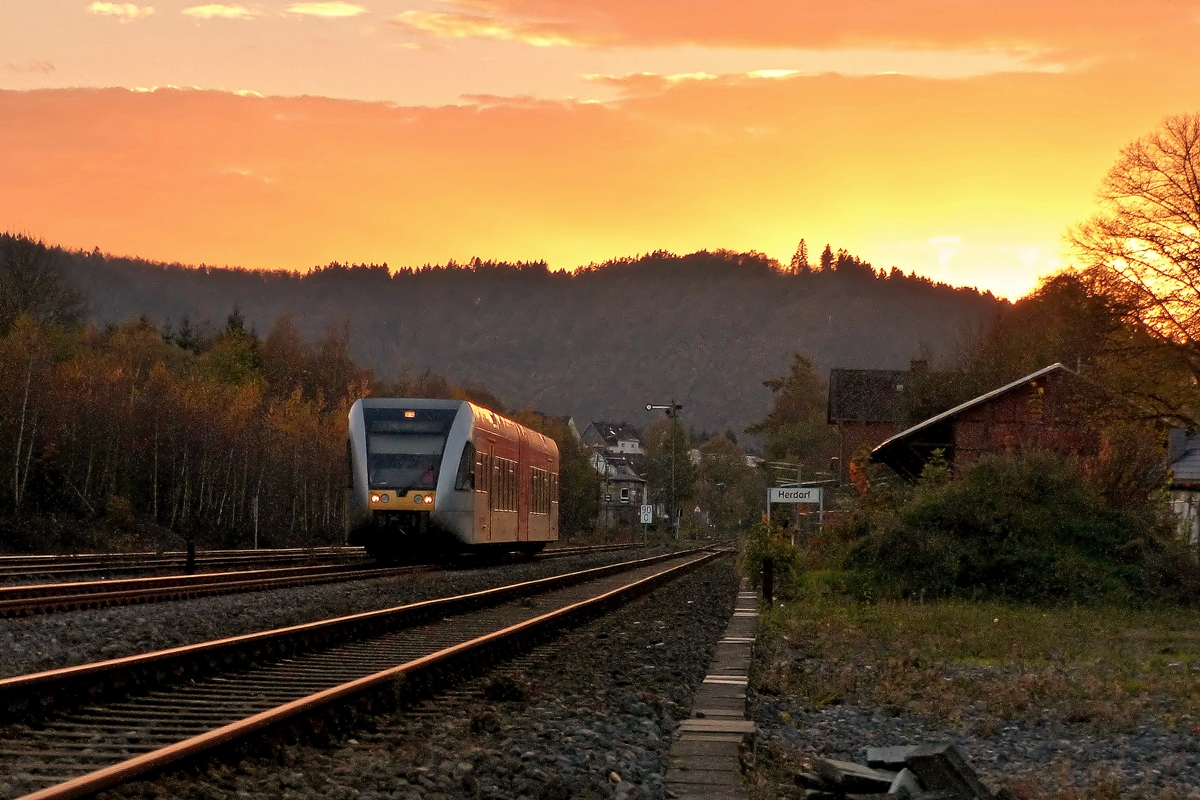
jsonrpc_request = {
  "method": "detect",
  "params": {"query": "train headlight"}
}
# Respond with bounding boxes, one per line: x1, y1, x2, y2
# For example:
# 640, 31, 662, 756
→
370, 494, 380, 503
413, 494, 423, 503
381, 494, 389, 503
424, 495, 433, 504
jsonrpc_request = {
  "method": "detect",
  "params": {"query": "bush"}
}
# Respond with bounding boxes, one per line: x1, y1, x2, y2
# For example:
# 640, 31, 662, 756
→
741, 521, 805, 599
847, 449, 1198, 603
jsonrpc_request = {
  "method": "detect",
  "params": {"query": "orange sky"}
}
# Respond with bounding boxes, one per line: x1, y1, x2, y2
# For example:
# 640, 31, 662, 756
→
3, 1, 1200, 297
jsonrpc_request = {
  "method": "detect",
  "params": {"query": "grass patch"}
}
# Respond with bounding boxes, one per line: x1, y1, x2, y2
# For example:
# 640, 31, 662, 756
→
754, 594, 1200, 732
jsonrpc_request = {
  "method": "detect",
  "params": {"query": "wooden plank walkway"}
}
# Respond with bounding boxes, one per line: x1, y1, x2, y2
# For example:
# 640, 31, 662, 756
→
664, 579, 758, 799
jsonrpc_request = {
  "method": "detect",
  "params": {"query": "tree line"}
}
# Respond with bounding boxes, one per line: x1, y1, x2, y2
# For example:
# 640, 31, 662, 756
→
0, 243, 598, 552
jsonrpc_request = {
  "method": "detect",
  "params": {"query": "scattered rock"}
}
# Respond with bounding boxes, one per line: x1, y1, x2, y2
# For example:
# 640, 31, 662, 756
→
814, 758, 897, 793
867, 746, 922, 771
889, 768, 922, 797
905, 744, 993, 800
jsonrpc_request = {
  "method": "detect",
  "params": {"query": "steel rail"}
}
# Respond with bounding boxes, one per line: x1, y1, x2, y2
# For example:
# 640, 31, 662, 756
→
0, 564, 424, 618
10, 549, 723, 800
0, 548, 698, 722
0, 542, 645, 618
0, 547, 368, 580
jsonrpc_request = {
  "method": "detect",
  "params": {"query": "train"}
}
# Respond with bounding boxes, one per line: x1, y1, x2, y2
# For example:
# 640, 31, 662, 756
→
347, 398, 560, 561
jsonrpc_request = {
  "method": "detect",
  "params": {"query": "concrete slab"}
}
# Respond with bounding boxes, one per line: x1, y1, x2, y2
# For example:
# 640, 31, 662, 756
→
666, 767, 744, 786
664, 576, 758, 800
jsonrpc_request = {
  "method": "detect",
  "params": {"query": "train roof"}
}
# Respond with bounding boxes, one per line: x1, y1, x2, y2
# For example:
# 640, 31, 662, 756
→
352, 398, 559, 458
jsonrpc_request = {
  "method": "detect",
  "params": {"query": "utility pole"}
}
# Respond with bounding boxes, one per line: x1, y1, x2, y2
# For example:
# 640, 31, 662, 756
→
646, 401, 683, 537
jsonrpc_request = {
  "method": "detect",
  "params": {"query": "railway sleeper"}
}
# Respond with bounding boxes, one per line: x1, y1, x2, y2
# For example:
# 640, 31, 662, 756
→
0, 550, 697, 726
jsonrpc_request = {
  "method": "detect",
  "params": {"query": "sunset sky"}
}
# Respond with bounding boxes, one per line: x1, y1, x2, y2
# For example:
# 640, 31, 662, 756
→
3, 1, 1200, 297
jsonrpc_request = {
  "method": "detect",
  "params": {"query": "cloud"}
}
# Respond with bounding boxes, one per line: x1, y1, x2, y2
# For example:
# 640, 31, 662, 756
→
583, 71, 719, 97
394, 10, 593, 47
183, 4, 259, 19
435, 0, 1189, 58
286, 2, 367, 17
87, 2, 155, 20
4, 61, 56, 74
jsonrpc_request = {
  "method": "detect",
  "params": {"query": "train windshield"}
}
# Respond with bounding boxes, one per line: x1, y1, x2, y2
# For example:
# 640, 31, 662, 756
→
363, 408, 458, 491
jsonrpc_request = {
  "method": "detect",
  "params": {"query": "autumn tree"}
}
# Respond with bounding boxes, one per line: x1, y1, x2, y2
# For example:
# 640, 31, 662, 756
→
643, 416, 697, 530
694, 434, 764, 531
746, 352, 836, 466
0, 234, 84, 334
1070, 114, 1200, 402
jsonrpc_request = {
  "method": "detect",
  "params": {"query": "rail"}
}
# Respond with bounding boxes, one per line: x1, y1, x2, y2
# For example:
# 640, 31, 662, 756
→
0, 542, 647, 618
2, 548, 726, 800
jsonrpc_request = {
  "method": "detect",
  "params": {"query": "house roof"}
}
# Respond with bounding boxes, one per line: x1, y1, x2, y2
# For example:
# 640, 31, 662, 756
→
585, 421, 641, 445
591, 451, 646, 482
1170, 432, 1200, 485
871, 363, 1071, 457
827, 369, 909, 424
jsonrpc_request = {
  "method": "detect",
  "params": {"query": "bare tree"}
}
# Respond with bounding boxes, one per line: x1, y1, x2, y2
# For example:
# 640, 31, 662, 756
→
1070, 114, 1200, 352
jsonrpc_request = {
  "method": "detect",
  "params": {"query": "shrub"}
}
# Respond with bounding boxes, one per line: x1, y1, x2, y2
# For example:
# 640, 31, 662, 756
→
741, 521, 805, 599
847, 449, 1197, 603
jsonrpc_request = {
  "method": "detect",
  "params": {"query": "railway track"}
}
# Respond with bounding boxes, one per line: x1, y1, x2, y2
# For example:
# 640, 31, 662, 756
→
0, 542, 645, 618
0, 547, 724, 800
0, 546, 368, 582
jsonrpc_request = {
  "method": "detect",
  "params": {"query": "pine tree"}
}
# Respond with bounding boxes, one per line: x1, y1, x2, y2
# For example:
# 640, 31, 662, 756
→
788, 239, 810, 275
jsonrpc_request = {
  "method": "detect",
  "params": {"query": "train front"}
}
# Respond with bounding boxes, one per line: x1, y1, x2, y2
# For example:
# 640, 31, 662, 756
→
347, 399, 473, 560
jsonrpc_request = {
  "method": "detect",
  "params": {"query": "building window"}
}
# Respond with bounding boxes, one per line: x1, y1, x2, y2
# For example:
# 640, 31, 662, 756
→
620, 488, 629, 502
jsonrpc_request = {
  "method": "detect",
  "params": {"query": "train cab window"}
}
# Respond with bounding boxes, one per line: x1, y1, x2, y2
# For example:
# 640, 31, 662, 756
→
363, 407, 456, 491
455, 441, 476, 490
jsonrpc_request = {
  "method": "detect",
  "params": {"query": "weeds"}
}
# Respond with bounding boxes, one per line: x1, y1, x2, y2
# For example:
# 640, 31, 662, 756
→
755, 595, 1200, 733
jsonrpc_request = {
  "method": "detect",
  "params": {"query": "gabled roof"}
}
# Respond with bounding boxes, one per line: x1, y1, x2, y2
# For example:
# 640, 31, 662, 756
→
585, 421, 641, 444
872, 363, 1071, 456
1170, 432, 1200, 486
827, 369, 909, 424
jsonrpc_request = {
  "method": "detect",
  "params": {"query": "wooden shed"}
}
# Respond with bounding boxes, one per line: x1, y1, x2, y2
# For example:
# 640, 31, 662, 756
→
871, 363, 1097, 480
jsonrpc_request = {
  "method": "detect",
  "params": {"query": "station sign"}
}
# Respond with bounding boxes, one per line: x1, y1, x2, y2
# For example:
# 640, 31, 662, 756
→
768, 486, 823, 504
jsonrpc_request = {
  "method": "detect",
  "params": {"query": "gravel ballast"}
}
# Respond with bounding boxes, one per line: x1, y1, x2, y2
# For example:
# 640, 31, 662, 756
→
95, 558, 740, 800
750, 678, 1200, 797
0, 548, 673, 679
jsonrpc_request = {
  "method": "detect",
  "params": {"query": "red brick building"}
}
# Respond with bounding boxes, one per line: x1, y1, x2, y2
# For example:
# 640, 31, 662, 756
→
871, 363, 1097, 479
827, 361, 928, 476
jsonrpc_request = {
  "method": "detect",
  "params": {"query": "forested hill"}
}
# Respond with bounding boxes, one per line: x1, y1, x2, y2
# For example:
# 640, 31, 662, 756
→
63, 249, 1003, 433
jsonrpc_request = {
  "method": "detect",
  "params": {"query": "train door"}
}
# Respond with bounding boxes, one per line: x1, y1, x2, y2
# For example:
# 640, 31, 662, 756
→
517, 428, 530, 542
475, 436, 492, 542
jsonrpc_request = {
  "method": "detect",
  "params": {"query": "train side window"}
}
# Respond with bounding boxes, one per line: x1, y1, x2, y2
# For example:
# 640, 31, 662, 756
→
492, 458, 500, 510
455, 441, 476, 491
508, 461, 516, 511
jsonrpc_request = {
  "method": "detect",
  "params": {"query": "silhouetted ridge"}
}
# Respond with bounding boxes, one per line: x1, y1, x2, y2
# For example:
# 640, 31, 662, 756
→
52, 243, 1003, 432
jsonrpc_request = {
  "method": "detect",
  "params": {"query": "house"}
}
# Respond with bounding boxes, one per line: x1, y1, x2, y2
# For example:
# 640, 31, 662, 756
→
871, 363, 1096, 480
1167, 429, 1200, 553
582, 422, 644, 456
827, 358, 930, 475
589, 452, 647, 528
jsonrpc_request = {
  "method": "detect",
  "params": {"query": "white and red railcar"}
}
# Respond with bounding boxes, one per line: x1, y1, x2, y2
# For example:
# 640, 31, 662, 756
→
347, 398, 559, 559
